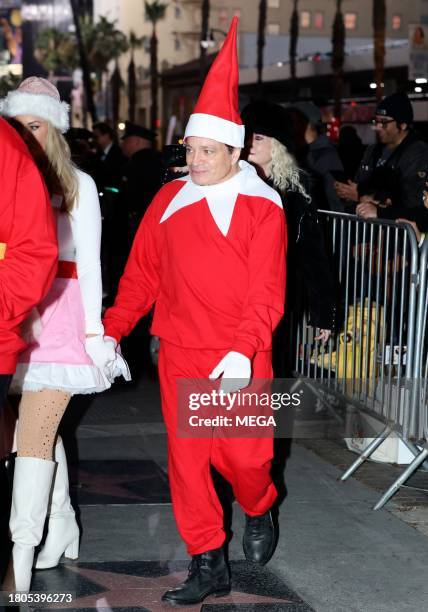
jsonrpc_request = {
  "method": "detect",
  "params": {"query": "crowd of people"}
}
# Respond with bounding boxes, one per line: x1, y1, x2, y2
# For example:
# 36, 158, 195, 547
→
2, 13, 428, 606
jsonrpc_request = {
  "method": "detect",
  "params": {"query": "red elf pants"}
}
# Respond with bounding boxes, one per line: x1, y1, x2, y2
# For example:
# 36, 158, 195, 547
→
158, 339, 278, 556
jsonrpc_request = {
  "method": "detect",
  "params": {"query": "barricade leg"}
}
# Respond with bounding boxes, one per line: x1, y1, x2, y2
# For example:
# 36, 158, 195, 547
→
373, 447, 428, 510
340, 425, 391, 481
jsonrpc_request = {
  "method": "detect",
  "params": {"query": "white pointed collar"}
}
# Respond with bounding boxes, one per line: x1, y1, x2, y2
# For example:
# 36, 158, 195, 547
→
160, 160, 282, 227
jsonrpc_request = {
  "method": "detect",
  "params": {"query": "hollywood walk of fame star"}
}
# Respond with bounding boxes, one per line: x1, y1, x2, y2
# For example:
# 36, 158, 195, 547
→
46, 565, 296, 611
72, 466, 169, 504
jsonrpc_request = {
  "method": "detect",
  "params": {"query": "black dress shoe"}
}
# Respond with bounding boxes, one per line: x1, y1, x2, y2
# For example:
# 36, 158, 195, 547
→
243, 510, 277, 565
161, 547, 231, 606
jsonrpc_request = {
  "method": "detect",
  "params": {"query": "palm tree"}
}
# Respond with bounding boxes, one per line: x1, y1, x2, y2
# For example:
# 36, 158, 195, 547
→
373, 0, 386, 101
70, 0, 98, 123
331, 0, 345, 118
111, 59, 124, 125
128, 30, 145, 122
289, 0, 299, 100
257, 0, 267, 91
34, 27, 78, 77
145, 0, 168, 132
80, 15, 129, 119
199, 0, 210, 85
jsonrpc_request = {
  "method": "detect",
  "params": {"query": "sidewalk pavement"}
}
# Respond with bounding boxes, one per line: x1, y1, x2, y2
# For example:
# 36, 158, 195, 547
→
6, 372, 428, 611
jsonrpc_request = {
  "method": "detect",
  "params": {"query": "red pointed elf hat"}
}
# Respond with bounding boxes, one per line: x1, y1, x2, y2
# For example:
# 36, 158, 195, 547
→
184, 16, 245, 148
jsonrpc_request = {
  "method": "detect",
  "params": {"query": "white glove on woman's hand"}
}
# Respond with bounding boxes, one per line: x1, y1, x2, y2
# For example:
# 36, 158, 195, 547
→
209, 351, 251, 393
85, 335, 116, 375
107, 352, 132, 381
102, 337, 132, 382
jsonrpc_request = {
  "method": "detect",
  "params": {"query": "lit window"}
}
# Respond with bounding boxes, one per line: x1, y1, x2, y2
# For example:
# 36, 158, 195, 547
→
268, 0, 280, 7
314, 12, 324, 29
392, 14, 402, 30
300, 11, 311, 29
267, 23, 280, 35
218, 8, 228, 26
345, 12, 357, 30
174, 6, 181, 19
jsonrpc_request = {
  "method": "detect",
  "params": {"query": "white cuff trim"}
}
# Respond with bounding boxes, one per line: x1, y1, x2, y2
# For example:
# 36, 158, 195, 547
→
184, 113, 245, 148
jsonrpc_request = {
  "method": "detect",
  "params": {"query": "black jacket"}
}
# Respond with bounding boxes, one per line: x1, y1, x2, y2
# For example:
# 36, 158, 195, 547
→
122, 148, 163, 220
307, 135, 345, 213
99, 143, 126, 188
355, 130, 428, 230
269, 174, 336, 330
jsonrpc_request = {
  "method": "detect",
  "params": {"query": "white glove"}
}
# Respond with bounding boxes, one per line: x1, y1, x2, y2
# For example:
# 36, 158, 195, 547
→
103, 337, 132, 382
209, 351, 251, 393
107, 351, 132, 382
85, 335, 116, 376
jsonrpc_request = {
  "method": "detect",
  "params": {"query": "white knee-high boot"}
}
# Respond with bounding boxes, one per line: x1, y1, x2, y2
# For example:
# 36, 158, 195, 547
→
8, 457, 55, 592
35, 440, 79, 570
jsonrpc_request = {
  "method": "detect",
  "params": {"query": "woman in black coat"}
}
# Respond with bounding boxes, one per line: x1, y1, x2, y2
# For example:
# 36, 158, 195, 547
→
241, 100, 336, 375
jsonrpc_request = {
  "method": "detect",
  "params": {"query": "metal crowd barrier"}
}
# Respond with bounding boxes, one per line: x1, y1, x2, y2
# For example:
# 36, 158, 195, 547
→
289, 211, 428, 509
374, 237, 428, 509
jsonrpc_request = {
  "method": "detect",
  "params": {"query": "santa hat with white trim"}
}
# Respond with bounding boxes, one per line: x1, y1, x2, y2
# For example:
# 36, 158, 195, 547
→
184, 16, 244, 149
0, 76, 70, 133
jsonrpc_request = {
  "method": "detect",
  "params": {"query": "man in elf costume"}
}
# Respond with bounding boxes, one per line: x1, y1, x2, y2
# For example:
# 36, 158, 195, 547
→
104, 18, 286, 606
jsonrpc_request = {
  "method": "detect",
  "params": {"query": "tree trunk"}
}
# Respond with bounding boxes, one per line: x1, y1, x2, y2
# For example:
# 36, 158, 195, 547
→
289, 0, 299, 101
373, 0, 386, 101
111, 60, 122, 125
331, 0, 345, 118
104, 71, 110, 120
150, 27, 158, 133
70, 0, 97, 123
199, 0, 210, 86
257, 0, 267, 92
128, 52, 136, 123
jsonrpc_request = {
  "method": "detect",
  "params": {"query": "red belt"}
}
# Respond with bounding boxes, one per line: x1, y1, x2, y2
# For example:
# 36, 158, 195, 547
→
56, 260, 77, 279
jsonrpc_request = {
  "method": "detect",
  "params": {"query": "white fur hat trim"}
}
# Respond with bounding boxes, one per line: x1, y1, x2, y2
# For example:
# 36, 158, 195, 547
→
0, 90, 70, 133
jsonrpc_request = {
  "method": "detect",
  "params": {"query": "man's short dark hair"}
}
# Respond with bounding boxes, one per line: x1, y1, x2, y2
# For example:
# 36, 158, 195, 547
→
93, 122, 115, 139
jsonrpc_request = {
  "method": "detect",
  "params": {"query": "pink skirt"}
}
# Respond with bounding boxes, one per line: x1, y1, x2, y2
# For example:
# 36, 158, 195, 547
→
11, 272, 110, 395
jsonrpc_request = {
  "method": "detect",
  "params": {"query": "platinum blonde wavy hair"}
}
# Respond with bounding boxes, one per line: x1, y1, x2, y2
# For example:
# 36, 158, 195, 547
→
271, 138, 310, 201
45, 122, 78, 212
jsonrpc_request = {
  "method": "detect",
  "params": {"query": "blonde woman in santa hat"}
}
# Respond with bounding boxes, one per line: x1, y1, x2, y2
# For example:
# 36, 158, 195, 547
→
0, 77, 129, 593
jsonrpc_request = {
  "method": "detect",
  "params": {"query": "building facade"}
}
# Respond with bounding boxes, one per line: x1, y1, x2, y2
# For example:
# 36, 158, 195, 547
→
93, 0, 205, 126
92, 1, 426, 134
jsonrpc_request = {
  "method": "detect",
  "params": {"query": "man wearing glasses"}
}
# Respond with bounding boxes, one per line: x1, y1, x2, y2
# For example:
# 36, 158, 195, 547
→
334, 92, 428, 232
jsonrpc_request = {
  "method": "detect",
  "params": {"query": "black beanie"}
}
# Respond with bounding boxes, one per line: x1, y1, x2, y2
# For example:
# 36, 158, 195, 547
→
241, 100, 295, 152
376, 93, 414, 125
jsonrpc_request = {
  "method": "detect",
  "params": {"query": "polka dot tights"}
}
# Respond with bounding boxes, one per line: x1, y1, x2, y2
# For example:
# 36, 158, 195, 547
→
17, 390, 71, 460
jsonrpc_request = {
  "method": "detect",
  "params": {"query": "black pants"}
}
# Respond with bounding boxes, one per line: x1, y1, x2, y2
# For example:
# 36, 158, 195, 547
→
0, 374, 11, 416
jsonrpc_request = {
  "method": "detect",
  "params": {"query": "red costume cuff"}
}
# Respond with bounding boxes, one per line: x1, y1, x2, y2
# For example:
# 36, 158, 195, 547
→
230, 339, 256, 361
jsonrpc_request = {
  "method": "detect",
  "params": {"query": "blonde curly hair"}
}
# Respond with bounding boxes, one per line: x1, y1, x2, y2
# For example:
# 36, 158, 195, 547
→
45, 122, 78, 212
270, 138, 310, 201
